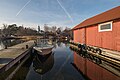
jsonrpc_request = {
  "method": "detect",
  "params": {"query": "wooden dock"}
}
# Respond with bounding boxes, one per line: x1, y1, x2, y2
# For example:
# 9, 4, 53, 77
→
69, 42, 120, 77
70, 41, 120, 61
0, 40, 35, 70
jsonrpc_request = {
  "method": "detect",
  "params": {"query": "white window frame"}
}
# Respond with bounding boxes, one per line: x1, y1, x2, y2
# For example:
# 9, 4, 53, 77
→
98, 21, 113, 32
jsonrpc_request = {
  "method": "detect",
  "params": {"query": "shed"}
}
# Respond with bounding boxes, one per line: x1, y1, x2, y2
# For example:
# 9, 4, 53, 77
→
73, 6, 120, 51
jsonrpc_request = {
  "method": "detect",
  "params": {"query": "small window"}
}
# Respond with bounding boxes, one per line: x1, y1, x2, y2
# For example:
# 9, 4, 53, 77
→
98, 21, 112, 32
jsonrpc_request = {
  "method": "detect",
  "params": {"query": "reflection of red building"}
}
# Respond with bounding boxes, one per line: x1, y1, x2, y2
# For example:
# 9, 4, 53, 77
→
73, 6, 120, 51
73, 52, 120, 80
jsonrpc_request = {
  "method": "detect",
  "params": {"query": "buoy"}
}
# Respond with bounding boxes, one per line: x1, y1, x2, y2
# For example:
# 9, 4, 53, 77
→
78, 44, 82, 48
82, 44, 87, 51
95, 57, 102, 64
87, 54, 92, 61
93, 48, 97, 53
90, 47, 94, 52
87, 46, 91, 51
89, 54, 94, 60
85, 53, 89, 58
96, 48, 102, 54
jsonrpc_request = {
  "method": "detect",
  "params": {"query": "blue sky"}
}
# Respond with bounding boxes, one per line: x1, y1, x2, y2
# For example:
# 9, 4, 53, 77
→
0, 0, 120, 30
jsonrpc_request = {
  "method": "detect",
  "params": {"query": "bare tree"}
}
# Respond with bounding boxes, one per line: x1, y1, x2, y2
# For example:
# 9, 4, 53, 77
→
44, 24, 49, 32
51, 26, 57, 33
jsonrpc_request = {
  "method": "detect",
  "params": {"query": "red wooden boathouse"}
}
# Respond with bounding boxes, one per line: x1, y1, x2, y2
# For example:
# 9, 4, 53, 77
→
73, 6, 120, 52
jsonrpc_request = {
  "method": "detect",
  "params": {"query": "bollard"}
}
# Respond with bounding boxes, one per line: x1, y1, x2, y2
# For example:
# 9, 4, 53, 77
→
5, 45, 7, 49
26, 45, 28, 49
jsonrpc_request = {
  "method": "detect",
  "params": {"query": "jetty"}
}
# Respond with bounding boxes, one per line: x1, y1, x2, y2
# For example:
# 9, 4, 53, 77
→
0, 40, 34, 73
69, 41, 120, 77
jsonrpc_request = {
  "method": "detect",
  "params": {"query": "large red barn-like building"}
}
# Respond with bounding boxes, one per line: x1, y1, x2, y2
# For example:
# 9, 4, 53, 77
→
73, 6, 120, 52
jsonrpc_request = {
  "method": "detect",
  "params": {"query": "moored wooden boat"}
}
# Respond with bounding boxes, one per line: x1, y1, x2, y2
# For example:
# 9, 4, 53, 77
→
33, 39, 54, 55
33, 45, 54, 55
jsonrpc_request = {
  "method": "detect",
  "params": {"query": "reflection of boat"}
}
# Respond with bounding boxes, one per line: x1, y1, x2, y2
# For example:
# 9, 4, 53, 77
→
33, 39, 54, 55
33, 53, 54, 75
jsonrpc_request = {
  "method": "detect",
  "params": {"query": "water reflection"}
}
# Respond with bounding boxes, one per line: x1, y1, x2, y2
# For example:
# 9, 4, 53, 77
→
57, 41, 62, 47
12, 57, 33, 80
1, 42, 85, 80
26, 42, 85, 80
73, 52, 120, 80
0, 58, 13, 64
33, 53, 54, 75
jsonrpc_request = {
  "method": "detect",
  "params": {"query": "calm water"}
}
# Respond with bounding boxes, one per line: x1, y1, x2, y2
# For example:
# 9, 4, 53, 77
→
1, 40, 120, 80
12, 42, 85, 80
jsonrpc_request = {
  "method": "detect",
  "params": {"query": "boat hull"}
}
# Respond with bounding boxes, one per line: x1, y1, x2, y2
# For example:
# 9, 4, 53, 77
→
34, 46, 53, 55
39, 47, 53, 55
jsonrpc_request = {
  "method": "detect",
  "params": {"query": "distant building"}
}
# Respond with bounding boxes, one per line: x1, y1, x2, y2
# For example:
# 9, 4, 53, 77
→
73, 6, 120, 51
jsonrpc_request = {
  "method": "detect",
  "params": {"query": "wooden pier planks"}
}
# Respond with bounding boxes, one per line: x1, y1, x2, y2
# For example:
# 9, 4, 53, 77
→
70, 44, 120, 67
0, 40, 34, 68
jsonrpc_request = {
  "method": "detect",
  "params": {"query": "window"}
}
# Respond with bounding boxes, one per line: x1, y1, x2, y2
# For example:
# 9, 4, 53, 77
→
98, 21, 112, 32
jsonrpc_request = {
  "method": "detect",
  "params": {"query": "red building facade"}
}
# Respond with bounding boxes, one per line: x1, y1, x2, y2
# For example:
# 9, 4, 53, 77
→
73, 6, 120, 52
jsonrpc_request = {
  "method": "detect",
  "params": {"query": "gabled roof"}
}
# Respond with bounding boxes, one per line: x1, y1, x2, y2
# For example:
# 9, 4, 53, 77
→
73, 6, 120, 30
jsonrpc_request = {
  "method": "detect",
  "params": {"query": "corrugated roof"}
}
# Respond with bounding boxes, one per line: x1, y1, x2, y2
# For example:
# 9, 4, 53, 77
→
73, 6, 120, 30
